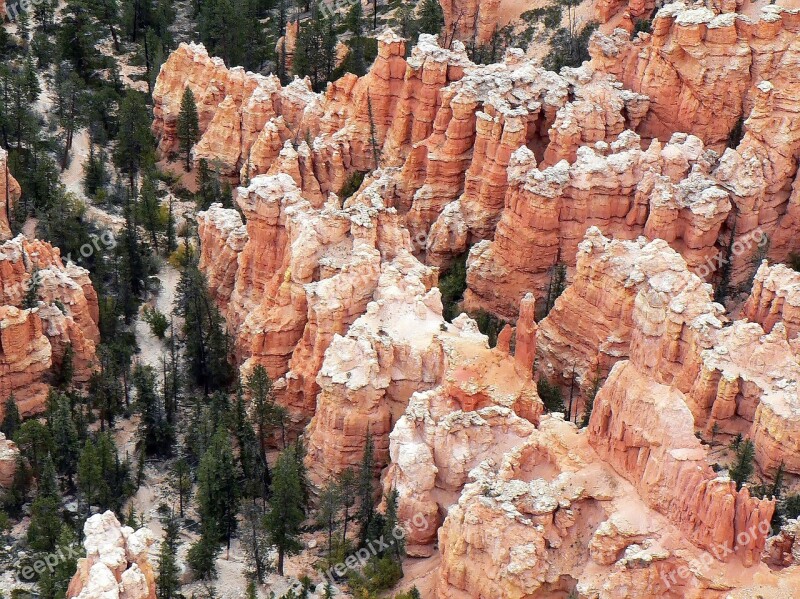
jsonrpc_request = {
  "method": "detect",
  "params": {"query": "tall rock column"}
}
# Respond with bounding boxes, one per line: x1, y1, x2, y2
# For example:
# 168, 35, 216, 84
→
0, 148, 21, 239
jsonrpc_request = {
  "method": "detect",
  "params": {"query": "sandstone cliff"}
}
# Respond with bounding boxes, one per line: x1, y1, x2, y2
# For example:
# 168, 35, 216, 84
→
0, 432, 19, 489
0, 236, 100, 419
744, 261, 800, 339
465, 132, 729, 319
67, 511, 156, 599
0, 148, 21, 239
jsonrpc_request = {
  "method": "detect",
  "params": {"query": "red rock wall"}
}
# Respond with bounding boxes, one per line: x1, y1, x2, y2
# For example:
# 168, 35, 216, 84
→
0, 149, 21, 239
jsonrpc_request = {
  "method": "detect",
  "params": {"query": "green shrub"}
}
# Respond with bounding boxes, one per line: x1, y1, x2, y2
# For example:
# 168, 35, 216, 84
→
537, 378, 566, 413
143, 306, 169, 339
439, 253, 468, 322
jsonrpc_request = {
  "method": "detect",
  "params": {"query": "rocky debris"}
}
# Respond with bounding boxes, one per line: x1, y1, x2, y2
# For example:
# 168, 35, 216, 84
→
0, 432, 19, 488
67, 511, 156, 599
465, 131, 729, 319
0, 236, 100, 419
0, 148, 21, 239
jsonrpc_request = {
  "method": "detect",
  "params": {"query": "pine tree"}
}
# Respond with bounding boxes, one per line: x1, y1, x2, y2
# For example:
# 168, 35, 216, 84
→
418, 0, 444, 35
114, 91, 155, 190
197, 428, 240, 544
134, 364, 174, 457
0, 395, 21, 439
38, 525, 82, 599
367, 94, 380, 169
57, 342, 75, 388
77, 438, 101, 518
730, 438, 756, 491
139, 172, 163, 253
357, 432, 376, 546
187, 516, 221, 580
46, 392, 80, 485
537, 378, 566, 414
156, 510, 181, 599
346, 1, 366, 76
771, 461, 785, 499
28, 458, 62, 552
247, 365, 274, 495
177, 87, 200, 172
338, 466, 357, 546
382, 487, 404, 561
175, 260, 233, 393
169, 457, 192, 518
316, 478, 341, 559
22, 269, 40, 309
241, 502, 270, 583
264, 446, 304, 575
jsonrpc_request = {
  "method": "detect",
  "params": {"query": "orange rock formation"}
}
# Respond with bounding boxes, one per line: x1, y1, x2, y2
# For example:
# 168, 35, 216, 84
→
67, 511, 156, 599
0, 432, 19, 488
0, 236, 100, 419
0, 148, 21, 239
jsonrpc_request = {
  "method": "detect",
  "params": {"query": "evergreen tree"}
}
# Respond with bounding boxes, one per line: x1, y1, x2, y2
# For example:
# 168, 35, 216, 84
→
28, 463, 62, 552
316, 478, 341, 559
38, 525, 82, 599
247, 365, 274, 494
196, 428, 240, 544
175, 259, 233, 393
14, 419, 54, 480
357, 432, 376, 546
537, 378, 566, 414
241, 502, 270, 583
46, 392, 80, 484
367, 94, 380, 169
138, 172, 163, 253
382, 487, 404, 561
134, 364, 174, 457
114, 91, 155, 190
0, 395, 21, 439
177, 87, 200, 172
771, 461, 785, 499
77, 438, 101, 517
169, 456, 192, 518
418, 0, 444, 35
187, 516, 221, 580
264, 446, 304, 575
338, 466, 357, 546
22, 269, 40, 308
156, 510, 181, 599
730, 439, 756, 491
346, 1, 366, 76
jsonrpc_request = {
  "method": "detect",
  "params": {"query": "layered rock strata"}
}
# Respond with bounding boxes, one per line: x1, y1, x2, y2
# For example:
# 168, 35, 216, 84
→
0, 148, 21, 239
465, 131, 730, 318
435, 416, 795, 598
590, 2, 800, 284
0, 432, 19, 488
67, 511, 156, 599
382, 318, 540, 555
0, 236, 100, 418
743, 261, 800, 339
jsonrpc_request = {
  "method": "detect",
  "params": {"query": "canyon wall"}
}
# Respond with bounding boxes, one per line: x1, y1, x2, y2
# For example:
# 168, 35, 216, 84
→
169, 17, 800, 597
0, 432, 18, 488
465, 132, 729, 318
67, 511, 156, 599
0, 236, 100, 419
0, 148, 21, 239
590, 3, 800, 284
